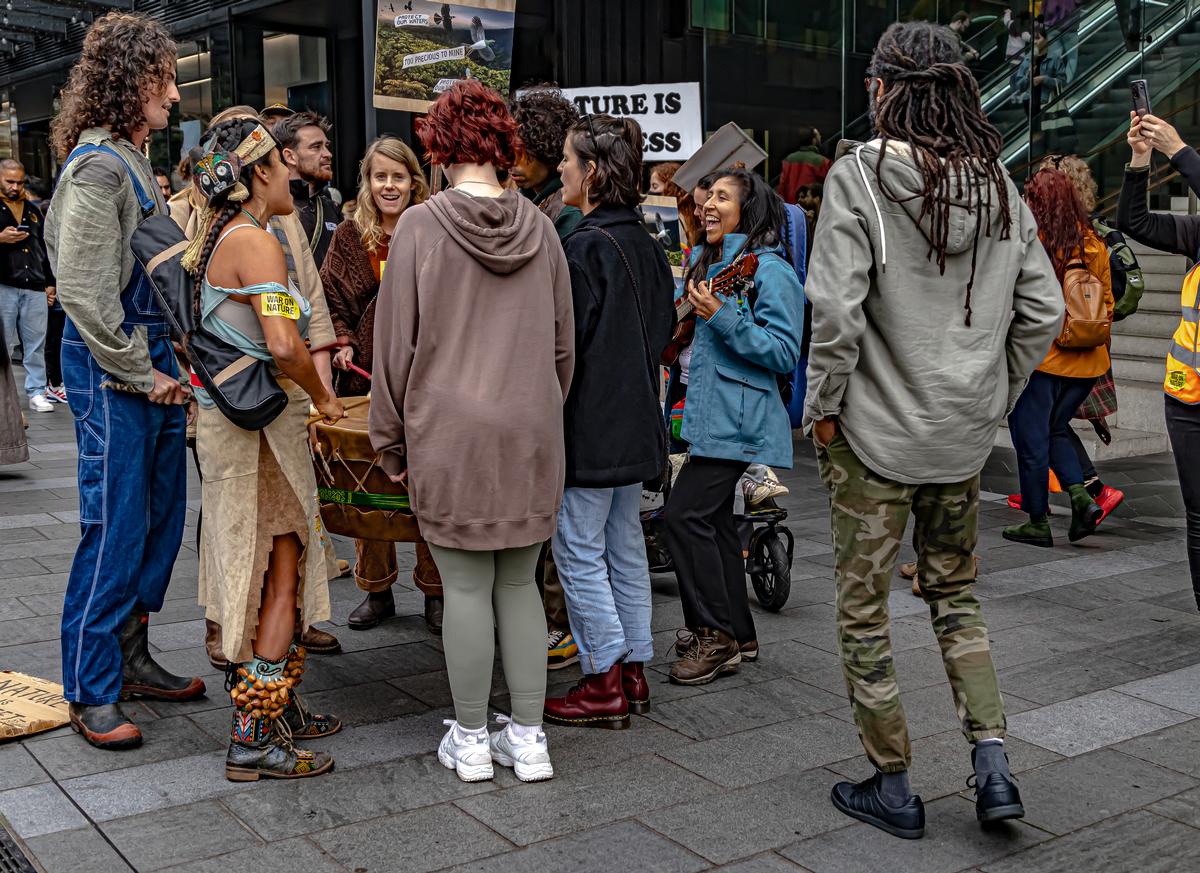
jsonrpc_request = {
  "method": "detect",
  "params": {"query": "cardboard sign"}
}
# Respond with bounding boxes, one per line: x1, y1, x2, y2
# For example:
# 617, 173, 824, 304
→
0, 672, 69, 741
673, 122, 768, 192
373, 0, 517, 114
560, 83, 703, 159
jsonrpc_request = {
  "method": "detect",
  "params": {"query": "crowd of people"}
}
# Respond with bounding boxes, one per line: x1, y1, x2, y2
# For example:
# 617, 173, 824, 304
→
2, 7, 1198, 843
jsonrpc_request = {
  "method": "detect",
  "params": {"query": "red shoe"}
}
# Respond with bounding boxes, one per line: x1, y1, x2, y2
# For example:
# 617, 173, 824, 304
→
621, 662, 650, 714
1095, 485, 1125, 524
543, 663, 629, 729
1007, 494, 1052, 515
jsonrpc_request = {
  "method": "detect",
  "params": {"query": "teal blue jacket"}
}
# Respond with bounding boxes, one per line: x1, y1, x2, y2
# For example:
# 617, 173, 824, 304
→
682, 234, 804, 469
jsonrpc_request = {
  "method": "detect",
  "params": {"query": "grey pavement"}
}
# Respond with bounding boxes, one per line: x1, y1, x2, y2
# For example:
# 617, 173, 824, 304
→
3, 397, 1200, 872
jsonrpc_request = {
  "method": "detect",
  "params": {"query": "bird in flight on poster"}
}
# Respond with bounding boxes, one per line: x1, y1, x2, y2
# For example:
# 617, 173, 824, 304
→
373, 0, 516, 113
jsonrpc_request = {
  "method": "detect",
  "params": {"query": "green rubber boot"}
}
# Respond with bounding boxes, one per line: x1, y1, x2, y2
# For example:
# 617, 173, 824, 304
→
1002, 515, 1053, 548
1067, 484, 1103, 543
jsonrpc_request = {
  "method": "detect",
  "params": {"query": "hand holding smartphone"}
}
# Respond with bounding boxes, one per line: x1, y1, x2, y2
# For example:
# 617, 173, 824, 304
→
1132, 79, 1152, 118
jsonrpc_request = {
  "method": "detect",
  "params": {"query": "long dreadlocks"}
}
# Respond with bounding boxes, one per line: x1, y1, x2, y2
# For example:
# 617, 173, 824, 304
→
868, 21, 1013, 325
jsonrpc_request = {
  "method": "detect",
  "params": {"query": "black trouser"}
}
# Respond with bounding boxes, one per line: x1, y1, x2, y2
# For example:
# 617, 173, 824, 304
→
45, 307, 65, 387
1165, 395, 1200, 610
664, 456, 754, 644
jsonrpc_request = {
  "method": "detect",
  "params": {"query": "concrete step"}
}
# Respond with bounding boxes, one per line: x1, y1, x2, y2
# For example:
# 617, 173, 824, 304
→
1143, 272, 1186, 294
1130, 237, 1190, 257
1113, 309, 1178, 338
1114, 377, 1168, 434
993, 419, 1169, 460
1135, 251, 1189, 274
1113, 352, 1167, 383
1112, 332, 1170, 359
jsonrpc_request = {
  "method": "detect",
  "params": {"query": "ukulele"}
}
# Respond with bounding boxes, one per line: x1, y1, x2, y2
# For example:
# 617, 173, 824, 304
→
661, 252, 759, 367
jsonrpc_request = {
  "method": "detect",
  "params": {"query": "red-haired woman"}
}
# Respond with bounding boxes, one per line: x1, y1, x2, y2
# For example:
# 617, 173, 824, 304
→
369, 80, 573, 784
1005, 168, 1113, 548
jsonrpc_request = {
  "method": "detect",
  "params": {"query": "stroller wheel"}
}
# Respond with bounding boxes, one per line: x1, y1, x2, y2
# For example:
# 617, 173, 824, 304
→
749, 526, 792, 612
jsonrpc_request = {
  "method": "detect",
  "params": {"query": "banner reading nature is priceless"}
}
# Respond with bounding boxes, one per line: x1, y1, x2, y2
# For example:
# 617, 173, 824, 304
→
373, 0, 517, 113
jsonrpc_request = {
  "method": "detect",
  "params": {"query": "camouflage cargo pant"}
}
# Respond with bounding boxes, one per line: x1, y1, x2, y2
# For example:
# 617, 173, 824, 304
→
816, 434, 1006, 773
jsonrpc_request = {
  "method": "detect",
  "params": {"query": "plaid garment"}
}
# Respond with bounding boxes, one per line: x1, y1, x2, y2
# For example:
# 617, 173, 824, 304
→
1075, 369, 1118, 421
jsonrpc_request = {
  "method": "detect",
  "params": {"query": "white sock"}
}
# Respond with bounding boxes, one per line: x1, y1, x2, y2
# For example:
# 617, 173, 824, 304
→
509, 721, 543, 742
452, 722, 487, 743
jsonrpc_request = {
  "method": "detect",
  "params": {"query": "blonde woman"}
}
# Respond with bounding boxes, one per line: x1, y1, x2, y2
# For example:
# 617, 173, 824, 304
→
319, 137, 439, 632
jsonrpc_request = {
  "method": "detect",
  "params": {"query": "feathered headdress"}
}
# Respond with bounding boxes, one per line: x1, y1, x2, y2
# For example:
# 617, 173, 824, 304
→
182, 123, 278, 273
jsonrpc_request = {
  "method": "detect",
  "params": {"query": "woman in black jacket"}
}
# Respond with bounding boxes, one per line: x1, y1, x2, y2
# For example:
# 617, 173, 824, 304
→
1118, 110, 1200, 611
542, 114, 675, 729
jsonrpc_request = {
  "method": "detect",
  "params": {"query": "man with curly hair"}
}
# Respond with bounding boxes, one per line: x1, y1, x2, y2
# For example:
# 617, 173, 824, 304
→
45, 12, 205, 750
510, 85, 582, 240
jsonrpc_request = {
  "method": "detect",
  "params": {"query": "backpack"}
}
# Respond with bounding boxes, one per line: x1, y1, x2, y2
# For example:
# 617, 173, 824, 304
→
1092, 217, 1144, 321
780, 203, 809, 428
1056, 261, 1111, 349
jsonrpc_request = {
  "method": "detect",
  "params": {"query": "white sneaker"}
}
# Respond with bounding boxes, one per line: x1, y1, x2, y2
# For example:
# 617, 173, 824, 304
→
28, 394, 54, 413
490, 715, 554, 783
437, 720, 494, 783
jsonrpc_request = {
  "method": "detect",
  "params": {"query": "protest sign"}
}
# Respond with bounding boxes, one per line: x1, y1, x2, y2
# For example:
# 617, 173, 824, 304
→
0, 672, 68, 741
560, 83, 703, 159
373, 0, 516, 113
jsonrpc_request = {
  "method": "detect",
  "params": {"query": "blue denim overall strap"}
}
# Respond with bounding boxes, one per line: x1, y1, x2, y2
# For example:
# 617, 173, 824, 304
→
64, 142, 166, 332
59, 142, 187, 705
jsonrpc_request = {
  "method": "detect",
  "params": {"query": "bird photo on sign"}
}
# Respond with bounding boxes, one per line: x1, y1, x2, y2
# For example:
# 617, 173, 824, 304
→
373, 0, 516, 114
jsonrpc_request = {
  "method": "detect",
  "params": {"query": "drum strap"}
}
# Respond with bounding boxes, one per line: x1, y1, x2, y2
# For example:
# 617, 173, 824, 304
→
318, 487, 411, 511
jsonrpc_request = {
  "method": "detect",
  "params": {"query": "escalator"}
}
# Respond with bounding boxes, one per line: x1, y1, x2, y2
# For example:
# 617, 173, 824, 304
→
837, 0, 1200, 207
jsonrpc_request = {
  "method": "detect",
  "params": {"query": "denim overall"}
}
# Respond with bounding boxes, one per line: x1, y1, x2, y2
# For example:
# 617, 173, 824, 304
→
59, 143, 187, 705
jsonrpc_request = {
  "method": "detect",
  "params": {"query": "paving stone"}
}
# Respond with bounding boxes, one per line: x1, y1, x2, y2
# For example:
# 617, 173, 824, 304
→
0, 558, 58, 583
1072, 601, 1200, 644
1100, 625, 1200, 671
152, 837, 344, 872
1148, 784, 1200, 828
645, 677, 843, 740
1114, 718, 1200, 778
223, 752, 499, 840
1010, 748, 1196, 835
57, 751, 238, 822
639, 768, 849, 864
979, 810, 1200, 873
1007, 690, 1193, 757
0, 595, 35, 621
984, 622, 1115, 671
455, 755, 710, 846
438, 820, 710, 873
781, 795, 1048, 873
26, 714, 222, 780
24, 825, 134, 873
827, 731, 1062, 801
312, 802, 513, 873
101, 800, 260, 871
998, 651, 1158, 705
0, 613, 70, 646
0, 743, 48, 791
708, 854, 810, 872
1115, 664, 1200, 716
662, 713, 863, 788
0, 782, 87, 839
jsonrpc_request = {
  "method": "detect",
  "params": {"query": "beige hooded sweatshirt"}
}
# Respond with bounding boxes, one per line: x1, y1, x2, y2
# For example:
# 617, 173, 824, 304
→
369, 188, 574, 551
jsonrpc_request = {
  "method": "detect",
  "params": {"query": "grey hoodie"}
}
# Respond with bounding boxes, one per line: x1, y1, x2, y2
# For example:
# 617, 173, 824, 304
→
803, 140, 1063, 484
369, 189, 574, 550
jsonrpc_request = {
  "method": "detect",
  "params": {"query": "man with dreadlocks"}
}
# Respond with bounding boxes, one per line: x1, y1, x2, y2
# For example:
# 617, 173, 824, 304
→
803, 21, 1063, 839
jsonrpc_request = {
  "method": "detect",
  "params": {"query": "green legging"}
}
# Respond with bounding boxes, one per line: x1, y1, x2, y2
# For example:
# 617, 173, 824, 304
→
428, 543, 547, 731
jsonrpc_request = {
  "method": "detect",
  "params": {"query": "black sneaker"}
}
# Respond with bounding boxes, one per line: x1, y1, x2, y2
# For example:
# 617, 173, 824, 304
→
971, 749, 1025, 822
830, 773, 925, 840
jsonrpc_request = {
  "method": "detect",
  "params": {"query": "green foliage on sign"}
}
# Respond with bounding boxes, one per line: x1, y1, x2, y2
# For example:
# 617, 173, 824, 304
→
375, 26, 510, 103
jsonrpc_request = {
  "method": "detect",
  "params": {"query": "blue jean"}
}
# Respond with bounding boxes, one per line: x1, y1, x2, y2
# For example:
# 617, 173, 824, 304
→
552, 484, 654, 674
0, 283, 47, 396
59, 322, 187, 704
1008, 370, 1096, 519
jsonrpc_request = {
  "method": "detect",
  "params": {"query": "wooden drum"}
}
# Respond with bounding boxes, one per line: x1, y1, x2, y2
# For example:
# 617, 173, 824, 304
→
310, 396, 422, 543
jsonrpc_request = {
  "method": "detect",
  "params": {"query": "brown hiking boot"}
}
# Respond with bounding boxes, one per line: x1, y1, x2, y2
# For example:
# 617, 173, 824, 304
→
206, 619, 229, 671
670, 627, 741, 686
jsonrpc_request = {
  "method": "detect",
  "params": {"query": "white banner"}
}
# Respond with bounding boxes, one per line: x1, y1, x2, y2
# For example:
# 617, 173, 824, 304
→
559, 82, 702, 160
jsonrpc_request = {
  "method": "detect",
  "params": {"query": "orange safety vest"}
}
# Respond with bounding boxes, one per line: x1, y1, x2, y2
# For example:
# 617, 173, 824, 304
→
1165, 262, 1200, 403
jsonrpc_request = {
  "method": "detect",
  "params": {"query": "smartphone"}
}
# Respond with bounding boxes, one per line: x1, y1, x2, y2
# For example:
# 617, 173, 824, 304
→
15, 224, 28, 233
1132, 79, 1152, 117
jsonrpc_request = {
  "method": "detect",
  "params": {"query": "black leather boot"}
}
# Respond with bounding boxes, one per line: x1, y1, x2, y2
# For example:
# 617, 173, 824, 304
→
424, 595, 444, 636
119, 611, 207, 701
69, 702, 142, 750
348, 590, 396, 630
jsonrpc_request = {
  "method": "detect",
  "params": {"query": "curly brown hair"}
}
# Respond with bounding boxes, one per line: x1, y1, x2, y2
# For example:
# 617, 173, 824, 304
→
510, 84, 578, 169
1037, 154, 1098, 213
50, 13, 176, 160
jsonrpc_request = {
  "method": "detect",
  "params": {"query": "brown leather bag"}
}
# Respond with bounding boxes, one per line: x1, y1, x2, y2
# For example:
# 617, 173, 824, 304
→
1056, 261, 1111, 349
